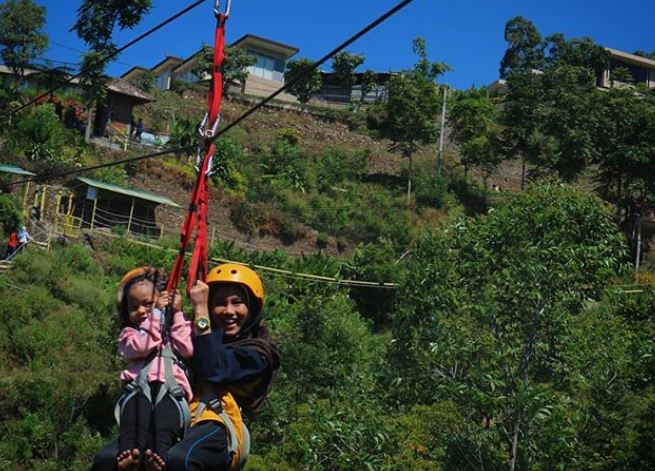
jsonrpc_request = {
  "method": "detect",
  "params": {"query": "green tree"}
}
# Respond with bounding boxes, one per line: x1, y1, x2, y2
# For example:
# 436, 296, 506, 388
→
543, 34, 609, 80
500, 30, 607, 183
499, 70, 544, 188
331, 51, 365, 99
387, 183, 629, 470
263, 134, 309, 193
284, 58, 323, 108
448, 87, 502, 188
212, 137, 247, 197
72, 0, 152, 141
194, 44, 256, 91
0, 246, 116, 469
536, 64, 601, 181
610, 66, 634, 86
167, 117, 197, 163
0, 0, 48, 95
499, 16, 544, 78
378, 38, 450, 204
594, 87, 655, 260
6, 103, 74, 165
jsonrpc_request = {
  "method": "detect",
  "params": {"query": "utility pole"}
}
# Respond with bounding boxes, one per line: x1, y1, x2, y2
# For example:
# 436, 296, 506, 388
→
635, 215, 642, 275
436, 85, 448, 175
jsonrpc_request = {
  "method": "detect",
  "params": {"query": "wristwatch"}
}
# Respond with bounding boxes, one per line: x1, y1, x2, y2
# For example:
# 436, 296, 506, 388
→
195, 317, 211, 331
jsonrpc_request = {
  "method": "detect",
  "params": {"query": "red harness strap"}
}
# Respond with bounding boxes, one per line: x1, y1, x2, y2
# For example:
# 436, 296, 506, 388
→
167, 11, 227, 295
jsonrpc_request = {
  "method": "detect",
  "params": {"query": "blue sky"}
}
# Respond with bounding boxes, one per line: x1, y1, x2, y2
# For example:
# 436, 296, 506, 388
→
35, 0, 654, 90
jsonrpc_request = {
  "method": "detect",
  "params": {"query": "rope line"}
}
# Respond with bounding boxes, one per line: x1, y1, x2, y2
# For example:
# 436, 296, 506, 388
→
93, 230, 398, 289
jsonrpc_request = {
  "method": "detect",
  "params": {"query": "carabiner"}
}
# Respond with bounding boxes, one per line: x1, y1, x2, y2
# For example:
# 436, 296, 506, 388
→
214, 0, 231, 19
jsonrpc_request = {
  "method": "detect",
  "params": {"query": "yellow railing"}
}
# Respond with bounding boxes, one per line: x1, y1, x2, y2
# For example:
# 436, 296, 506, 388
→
55, 214, 83, 238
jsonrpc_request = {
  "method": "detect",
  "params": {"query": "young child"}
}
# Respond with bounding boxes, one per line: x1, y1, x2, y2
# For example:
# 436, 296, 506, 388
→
115, 267, 193, 470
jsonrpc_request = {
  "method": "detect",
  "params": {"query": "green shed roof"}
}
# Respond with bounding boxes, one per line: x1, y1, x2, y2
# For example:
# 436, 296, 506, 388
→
77, 177, 180, 207
0, 164, 36, 176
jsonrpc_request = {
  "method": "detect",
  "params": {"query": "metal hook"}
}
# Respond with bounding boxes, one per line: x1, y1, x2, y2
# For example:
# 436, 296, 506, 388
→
214, 0, 231, 18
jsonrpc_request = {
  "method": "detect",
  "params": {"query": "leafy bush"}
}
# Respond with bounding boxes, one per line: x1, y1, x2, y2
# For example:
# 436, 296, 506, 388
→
315, 146, 369, 192
212, 137, 248, 197
315, 232, 329, 249
88, 165, 128, 186
0, 247, 116, 469
263, 137, 309, 193
414, 171, 450, 208
0, 194, 22, 232
343, 239, 401, 329
6, 104, 80, 166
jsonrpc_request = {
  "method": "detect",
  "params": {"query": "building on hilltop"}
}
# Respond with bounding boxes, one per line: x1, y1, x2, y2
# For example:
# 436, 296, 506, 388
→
314, 70, 394, 106
487, 47, 655, 96
120, 34, 399, 107
122, 34, 299, 102
600, 48, 655, 89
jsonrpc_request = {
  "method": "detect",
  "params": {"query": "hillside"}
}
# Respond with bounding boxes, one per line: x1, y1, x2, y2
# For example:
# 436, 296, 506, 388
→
124, 89, 448, 256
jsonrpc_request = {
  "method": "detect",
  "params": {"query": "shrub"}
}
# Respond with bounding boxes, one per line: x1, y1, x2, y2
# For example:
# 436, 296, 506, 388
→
263, 137, 309, 193
88, 166, 128, 186
414, 171, 450, 208
274, 127, 300, 146
6, 104, 78, 166
229, 200, 267, 237
212, 137, 247, 197
315, 146, 369, 192
0, 194, 23, 232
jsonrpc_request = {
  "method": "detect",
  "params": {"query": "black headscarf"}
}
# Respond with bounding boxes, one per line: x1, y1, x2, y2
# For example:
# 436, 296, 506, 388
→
211, 283, 280, 413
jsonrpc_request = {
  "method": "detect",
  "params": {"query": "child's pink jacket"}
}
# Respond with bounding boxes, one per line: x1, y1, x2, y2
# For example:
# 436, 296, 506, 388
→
118, 309, 193, 401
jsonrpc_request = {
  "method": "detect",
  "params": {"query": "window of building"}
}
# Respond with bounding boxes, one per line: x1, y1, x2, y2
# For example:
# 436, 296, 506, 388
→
246, 50, 285, 82
176, 70, 200, 84
610, 59, 648, 84
155, 71, 171, 90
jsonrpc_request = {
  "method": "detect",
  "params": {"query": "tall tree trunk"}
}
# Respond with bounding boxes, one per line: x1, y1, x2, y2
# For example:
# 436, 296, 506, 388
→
509, 419, 520, 471
406, 152, 413, 206
521, 156, 526, 190
84, 105, 93, 143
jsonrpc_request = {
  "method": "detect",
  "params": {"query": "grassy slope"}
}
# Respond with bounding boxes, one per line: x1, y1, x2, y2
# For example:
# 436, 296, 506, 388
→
129, 88, 453, 256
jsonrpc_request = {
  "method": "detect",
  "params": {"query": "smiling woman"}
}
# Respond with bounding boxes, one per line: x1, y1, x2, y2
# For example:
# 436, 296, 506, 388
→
161, 263, 279, 470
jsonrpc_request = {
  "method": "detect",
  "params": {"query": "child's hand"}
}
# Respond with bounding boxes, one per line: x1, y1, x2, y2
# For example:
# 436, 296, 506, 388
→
170, 289, 183, 314
156, 290, 170, 310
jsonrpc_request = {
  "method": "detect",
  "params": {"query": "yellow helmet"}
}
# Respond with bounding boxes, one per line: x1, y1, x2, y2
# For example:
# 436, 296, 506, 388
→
207, 263, 264, 312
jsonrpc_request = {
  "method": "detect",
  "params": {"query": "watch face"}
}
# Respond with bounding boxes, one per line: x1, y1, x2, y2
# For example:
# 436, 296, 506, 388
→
196, 318, 210, 330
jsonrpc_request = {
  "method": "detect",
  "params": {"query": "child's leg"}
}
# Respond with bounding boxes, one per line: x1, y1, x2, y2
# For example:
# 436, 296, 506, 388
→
118, 390, 152, 454
150, 389, 182, 459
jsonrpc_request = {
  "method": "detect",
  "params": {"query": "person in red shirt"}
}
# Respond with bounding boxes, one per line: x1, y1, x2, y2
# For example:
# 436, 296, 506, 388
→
4, 229, 18, 260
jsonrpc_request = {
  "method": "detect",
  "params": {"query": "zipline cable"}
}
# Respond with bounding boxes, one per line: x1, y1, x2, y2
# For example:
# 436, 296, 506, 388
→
94, 229, 398, 289
5, 0, 416, 188
5, 0, 206, 120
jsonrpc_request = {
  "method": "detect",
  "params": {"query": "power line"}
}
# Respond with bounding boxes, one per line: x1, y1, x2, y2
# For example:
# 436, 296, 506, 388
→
5, 0, 206, 120
215, 0, 415, 140
49, 40, 142, 70
6, 0, 417, 189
